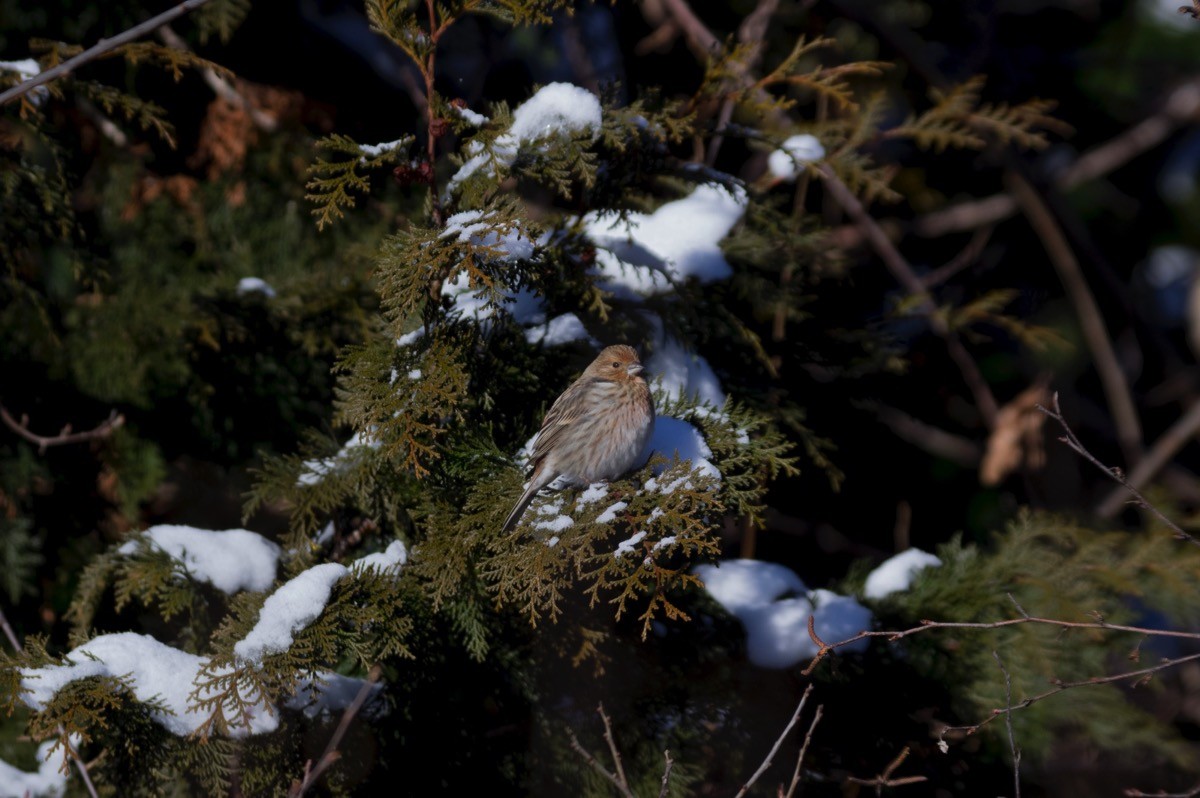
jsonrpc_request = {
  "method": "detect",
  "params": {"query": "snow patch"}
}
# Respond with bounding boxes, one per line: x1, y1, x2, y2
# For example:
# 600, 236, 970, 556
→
236, 276, 276, 298
696, 560, 871, 669
358, 138, 407, 159
863, 549, 942, 600
234, 564, 347, 664
615, 530, 647, 557
0, 739, 73, 798
118, 525, 281, 594
596, 501, 628, 524
767, 134, 825, 180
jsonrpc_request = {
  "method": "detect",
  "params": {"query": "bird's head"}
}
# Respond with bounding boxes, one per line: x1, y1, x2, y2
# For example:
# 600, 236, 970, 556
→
584, 344, 645, 381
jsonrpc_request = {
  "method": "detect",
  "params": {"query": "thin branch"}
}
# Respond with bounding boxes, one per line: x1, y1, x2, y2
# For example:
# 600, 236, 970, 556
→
819, 164, 999, 426
288, 664, 383, 798
993, 651, 1021, 798
1097, 398, 1200, 518
598, 702, 631, 793
734, 684, 813, 798
1008, 173, 1143, 467
0, 604, 20, 653
658, 750, 674, 798
910, 79, 1200, 240
783, 704, 823, 798
871, 404, 983, 467
566, 726, 637, 798
1037, 393, 1200, 547
939, 650, 1200, 740
845, 747, 927, 794
0, 405, 125, 454
705, 0, 779, 166
0, 0, 215, 106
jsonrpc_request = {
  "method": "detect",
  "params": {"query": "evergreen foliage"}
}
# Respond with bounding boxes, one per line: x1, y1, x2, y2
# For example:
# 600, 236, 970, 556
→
5, 1, 1200, 796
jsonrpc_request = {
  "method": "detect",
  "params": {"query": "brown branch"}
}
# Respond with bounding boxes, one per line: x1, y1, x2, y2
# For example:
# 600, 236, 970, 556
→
819, 164, 1000, 426
911, 79, 1200, 240
1008, 174, 1143, 467
734, 684, 813, 798
566, 724, 637, 798
993, 651, 1021, 798
658, 750, 674, 798
598, 702, 630, 793
846, 747, 927, 793
940, 650, 1200, 741
1037, 392, 1200, 547
871, 404, 983, 467
783, 704, 823, 798
0, 0, 214, 106
287, 664, 383, 798
1097, 398, 1200, 519
0, 405, 124, 454
705, 0, 779, 166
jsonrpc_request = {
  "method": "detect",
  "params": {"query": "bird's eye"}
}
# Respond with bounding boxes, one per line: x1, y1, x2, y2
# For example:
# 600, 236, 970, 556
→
611, 361, 620, 368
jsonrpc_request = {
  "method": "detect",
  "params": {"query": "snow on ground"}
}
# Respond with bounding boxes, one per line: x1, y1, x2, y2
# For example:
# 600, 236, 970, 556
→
236, 276, 276, 298
118, 525, 281, 594
20, 536, 407, 736
767, 134, 825, 180
447, 82, 602, 195
0, 739, 72, 798
695, 560, 871, 669
862, 549, 943, 600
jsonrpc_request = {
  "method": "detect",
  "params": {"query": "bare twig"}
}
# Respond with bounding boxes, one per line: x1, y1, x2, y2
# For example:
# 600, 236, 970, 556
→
1097, 398, 1200, 518
940, 650, 1200, 740
288, 664, 383, 798
658, 750, 674, 798
846, 747, 927, 794
1008, 174, 1143, 467
566, 725, 637, 798
1037, 393, 1200, 547
993, 651, 1021, 798
598, 703, 631, 793
783, 704, 823, 798
819, 164, 999, 426
0, 604, 20, 653
0, 405, 124, 454
734, 684, 813, 798
0, 0, 214, 106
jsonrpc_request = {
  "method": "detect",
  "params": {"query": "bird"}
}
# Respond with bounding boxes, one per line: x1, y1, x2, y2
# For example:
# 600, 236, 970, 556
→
502, 345, 655, 533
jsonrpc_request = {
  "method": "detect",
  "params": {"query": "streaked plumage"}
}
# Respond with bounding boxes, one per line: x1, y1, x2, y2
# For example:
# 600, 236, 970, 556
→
502, 345, 655, 533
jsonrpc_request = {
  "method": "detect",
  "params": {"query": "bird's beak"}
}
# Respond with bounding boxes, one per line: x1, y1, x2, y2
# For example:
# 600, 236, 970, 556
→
627, 363, 644, 375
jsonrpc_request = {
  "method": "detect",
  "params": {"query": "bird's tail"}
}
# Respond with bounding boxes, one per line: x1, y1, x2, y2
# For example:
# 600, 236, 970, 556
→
501, 481, 541, 534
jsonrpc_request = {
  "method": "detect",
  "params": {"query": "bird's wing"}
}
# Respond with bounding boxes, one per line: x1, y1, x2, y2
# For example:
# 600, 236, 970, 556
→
526, 377, 604, 471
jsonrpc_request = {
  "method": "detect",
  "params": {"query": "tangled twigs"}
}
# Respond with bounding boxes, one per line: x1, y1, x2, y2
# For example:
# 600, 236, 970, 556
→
1035, 392, 1200, 547
845, 747, 927, 794
734, 684, 813, 798
0, 405, 125, 455
783, 702, 823, 798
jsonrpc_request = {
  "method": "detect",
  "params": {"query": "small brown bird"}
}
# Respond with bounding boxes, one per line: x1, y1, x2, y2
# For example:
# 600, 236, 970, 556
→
502, 345, 655, 533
